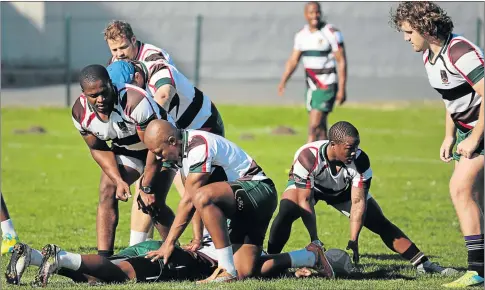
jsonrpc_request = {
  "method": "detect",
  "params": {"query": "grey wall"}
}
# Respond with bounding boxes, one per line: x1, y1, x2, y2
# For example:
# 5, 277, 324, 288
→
2, 2, 484, 100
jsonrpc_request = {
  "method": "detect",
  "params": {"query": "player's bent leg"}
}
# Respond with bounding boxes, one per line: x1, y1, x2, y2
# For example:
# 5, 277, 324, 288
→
130, 190, 153, 246
308, 110, 329, 142
97, 163, 140, 257
267, 189, 302, 254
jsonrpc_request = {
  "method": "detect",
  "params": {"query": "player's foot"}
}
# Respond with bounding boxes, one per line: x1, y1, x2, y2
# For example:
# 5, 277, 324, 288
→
196, 267, 237, 284
305, 241, 335, 279
416, 260, 459, 276
33, 244, 61, 287
443, 271, 484, 288
5, 243, 32, 285
2, 233, 20, 255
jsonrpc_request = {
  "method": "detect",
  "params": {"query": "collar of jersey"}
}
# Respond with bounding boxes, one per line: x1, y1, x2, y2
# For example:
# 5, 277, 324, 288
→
428, 33, 453, 66
134, 40, 143, 60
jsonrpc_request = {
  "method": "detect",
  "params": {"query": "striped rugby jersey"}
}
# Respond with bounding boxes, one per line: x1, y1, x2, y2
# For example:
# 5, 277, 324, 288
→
294, 23, 343, 89
137, 59, 214, 131
423, 34, 484, 132
288, 140, 372, 204
107, 40, 174, 66
180, 130, 268, 182
71, 83, 174, 160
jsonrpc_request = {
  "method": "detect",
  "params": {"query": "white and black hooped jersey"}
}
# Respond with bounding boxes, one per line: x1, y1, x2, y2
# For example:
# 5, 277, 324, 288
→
288, 140, 372, 204
423, 34, 484, 132
294, 23, 343, 89
71, 83, 173, 160
180, 130, 269, 182
107, 40, 174, 66
138, 59, 214, 131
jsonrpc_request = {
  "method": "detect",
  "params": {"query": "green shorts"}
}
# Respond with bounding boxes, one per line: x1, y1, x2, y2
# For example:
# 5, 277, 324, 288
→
305, 84, 337, 113
453, 128, 484, 161
228, 179, 278, 246
111, 240, 163, 260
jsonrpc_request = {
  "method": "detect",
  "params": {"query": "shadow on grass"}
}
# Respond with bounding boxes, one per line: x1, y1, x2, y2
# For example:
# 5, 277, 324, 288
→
360, 253, 440, 261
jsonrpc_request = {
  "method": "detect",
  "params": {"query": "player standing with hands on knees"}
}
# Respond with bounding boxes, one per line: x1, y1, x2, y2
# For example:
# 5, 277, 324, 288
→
390, 2, 484, 287
278, 1, 347, 142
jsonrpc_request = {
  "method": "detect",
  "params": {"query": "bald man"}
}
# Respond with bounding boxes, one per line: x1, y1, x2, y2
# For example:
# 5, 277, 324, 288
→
139, 120, 333, 283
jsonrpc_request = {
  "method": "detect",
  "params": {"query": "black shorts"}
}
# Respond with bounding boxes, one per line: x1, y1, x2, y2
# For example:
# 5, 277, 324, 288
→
228, 179, 278, 246
125, 247, 216, 283
200, 102, 225, 137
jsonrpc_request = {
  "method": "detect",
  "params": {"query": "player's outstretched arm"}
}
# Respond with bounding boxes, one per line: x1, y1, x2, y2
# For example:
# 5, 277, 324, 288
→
278, 49, 302, 96
82, 133, 131, 201
458, 79, 484, 158
334, 47, 347, 105
296, 187, 319, 242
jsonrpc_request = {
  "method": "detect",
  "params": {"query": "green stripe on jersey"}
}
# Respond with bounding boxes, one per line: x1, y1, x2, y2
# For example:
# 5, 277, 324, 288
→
302, 50, 331, 57
155, 78, 173, 89
468, 65, 484, 85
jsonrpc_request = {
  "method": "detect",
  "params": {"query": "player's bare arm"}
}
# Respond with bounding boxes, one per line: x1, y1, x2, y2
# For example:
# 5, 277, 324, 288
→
334, 47, 347, 105
82, 133, 131, 201
146, 172, 210, 263
440, 110, 457, 162
278, 49, 302, 96
183, 211, 204, 252
153, 84, 177, 111
458, 79, 484, 158
347, 185, 367, 264
296, 187, 319, 242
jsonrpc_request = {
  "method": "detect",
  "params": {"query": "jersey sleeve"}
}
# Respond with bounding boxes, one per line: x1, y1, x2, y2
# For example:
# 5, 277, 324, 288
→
123, 89, 158, 131
351, 149, 372, 189
327, 26, 344, 52
448, 40, 484, 86
148, 62, 175, 92
186, 135, 212, 173
289, 147, 318, 189
71, 97, 88, 135
293, 32, 302, 51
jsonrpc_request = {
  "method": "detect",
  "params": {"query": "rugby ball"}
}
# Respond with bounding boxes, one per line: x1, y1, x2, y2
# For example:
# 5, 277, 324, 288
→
325, 248, 353, 276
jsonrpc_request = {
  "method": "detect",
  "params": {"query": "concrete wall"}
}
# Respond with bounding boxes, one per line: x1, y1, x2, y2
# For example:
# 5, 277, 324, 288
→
2, 2, 484, 100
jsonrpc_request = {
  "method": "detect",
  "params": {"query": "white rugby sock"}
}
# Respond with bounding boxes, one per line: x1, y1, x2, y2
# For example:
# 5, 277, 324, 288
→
129, 230, 148, 246
215, 245, 237, 276
288, 248, 316, 268
203, 227, 210, 238
58, 251, 82, 271
1, 219, 17, 237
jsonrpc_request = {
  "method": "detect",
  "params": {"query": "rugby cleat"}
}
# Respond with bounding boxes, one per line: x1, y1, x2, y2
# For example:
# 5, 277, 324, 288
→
2, 233, 20, 255
305, 241, 335, 279
33, 244, 61, 287
5, 243, 32, 285
443, 271, 484, 288
196, 267, 237, 284
416, 260, 459, 276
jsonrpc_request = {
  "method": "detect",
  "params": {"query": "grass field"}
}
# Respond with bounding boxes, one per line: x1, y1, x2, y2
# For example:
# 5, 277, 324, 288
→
0, 103, 479, 289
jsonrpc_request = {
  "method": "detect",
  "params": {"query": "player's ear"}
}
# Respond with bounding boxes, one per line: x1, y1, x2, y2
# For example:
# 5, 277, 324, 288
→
131, 36, 137, 44
168, 135, 176, 145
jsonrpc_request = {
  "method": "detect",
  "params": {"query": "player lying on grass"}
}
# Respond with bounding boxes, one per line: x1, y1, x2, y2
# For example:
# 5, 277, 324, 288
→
390, 2, 484, 287
72, 64, 178, 257
107, 59, 225, 248
267, 121, 458, 276
141, 120, 334, 283
1, 194, 20, 255
6, 236, 338, 286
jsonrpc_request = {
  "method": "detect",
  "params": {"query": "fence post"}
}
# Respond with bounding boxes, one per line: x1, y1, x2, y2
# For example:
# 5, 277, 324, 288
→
65, 15, 72, 108
477, 17, 483, 47
194, 14, 203, 87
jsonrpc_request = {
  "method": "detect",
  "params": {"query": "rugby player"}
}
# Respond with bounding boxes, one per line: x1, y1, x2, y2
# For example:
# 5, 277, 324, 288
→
267, 121, 458, 276
71, 64, 176, 258
278, 1, 347, 142
1, 194, 20, 255
142, 120, 334, 282
390, 2, 484, 287
107, 59, 225, 248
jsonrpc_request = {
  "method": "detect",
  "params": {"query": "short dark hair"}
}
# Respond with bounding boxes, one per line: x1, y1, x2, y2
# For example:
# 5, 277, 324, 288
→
79, 64, 111, 88
305, 1, 321, 11
390, 1, 453, 41
329, 121, 359, 144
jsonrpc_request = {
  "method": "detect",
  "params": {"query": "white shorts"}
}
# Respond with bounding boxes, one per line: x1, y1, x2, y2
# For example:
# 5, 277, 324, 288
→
115, 155, 145, 175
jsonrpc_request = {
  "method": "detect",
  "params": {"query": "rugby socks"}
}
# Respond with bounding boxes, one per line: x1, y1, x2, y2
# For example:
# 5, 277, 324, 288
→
1, 219, 17, 237
129, 230, 148, 246
58, 250, 82, 271
216, 246, 237, 276
465, 234, 484, 277
288, 248, 316, 268
401, 243, 428, 267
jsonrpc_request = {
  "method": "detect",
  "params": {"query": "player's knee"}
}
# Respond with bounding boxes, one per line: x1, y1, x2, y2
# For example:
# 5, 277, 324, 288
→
193, 189, 213, 209
449, 179, 473, 203
276, 198, 300, 220
98, 182, 117, 205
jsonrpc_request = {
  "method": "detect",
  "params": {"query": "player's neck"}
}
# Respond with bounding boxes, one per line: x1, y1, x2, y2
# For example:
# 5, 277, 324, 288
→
308, 21, 324, 32
428, 36, 447, 61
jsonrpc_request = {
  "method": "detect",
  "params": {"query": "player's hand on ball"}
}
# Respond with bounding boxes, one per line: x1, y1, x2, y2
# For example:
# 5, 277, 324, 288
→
115, 180, 132, 202
346, 240, 359, 265
456, 135, 479, 159
440, 136, 456, 162
146, 242, 175, 264
181, 239, 202, 252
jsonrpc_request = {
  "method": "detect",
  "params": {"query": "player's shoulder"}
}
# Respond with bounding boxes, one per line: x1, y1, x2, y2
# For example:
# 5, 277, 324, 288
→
117, 83, 150, 110
352, 148, 371, 173
323, 23, 340, 33
139, 42, 170, 62
295, 25, 309, 37
186, 130, 211, 152
446, 34, 483, 64
296, 140, 327, 155
71, 95, 88, 122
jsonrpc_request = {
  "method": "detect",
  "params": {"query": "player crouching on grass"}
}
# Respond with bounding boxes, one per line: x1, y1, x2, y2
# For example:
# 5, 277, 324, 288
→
267, 121, 458, 276
141, 120, 334, 283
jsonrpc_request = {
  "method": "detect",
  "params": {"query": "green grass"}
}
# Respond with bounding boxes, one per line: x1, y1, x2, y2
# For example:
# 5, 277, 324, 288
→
0, 104, 478, 289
